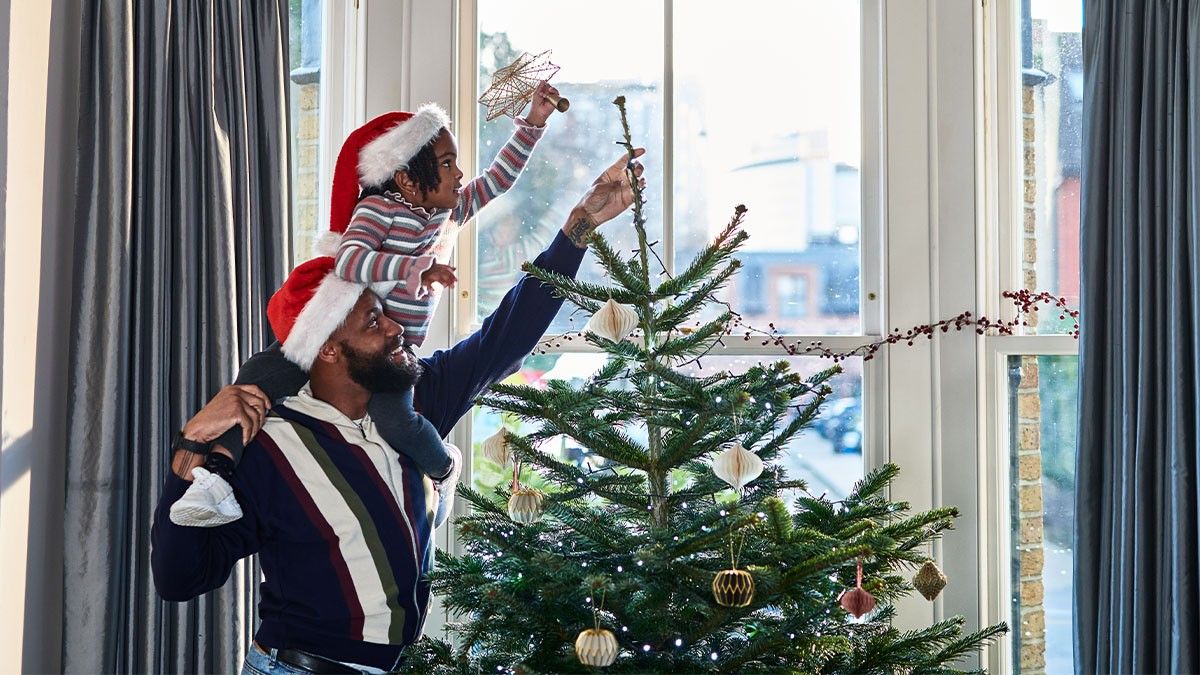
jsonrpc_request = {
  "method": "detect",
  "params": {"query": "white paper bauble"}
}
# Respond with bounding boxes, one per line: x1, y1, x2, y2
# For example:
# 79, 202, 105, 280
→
712, 441, 764, 490
482, 428, 512, 466
574, 627, 619, 667
584, 299, 638, 343
507, 487, 545, 524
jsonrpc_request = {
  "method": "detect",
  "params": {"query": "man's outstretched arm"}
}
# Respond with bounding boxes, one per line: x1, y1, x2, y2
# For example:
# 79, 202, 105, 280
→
416, 149, 646, 435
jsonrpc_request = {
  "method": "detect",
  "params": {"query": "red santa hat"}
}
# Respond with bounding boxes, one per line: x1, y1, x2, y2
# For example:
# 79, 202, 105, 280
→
318, 103, 452, 256
267, 257, 367, 371
274, 104, 450, 369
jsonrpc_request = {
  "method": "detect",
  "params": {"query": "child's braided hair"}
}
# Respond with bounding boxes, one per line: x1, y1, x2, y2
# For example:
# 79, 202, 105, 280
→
359, 133, 443, 201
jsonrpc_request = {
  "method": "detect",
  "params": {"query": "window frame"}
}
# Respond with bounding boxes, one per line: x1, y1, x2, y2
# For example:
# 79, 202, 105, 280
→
979, 1, 1081, 673
370, 0, 1026, 666
447, 0, 976, 634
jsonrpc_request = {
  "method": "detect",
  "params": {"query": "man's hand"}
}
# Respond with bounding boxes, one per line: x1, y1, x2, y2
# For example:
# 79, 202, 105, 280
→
563, 148, 646, 248
171, 385, 270, 480
523, 81, 561, 127
421, 263, 458, 291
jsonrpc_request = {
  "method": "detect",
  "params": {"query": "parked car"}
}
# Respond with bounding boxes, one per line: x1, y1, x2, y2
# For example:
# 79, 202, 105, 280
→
824, 399, 863, 454
816, 396, 859, 441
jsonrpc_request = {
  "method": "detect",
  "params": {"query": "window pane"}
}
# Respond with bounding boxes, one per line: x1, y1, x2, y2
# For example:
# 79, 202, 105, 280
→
288, 0, 325, 262
471, 354, 863, 502
475, 1, 664, 332
1008, 355, 1077, 674
1018, 1, 1082, 334
673, 1, 861, 335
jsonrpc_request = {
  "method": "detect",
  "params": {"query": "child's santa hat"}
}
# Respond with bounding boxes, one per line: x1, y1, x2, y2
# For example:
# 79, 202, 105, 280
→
274, 104, 450, 370
316, 103, 452, 256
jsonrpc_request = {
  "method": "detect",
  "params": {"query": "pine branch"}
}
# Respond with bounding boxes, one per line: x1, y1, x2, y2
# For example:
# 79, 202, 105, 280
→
653, 259, 742, 331
581, 332, 650, 360
589, 232, 650, 294
850, 462, 903, 500
520, 262, 637, 311
546, 501, 638, 552
652, 312, 732, 361
656, 206, 748, 297
918, 620, 1008, 673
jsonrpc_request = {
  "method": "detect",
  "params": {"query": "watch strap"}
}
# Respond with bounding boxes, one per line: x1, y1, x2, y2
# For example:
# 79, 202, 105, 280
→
173, 431, 210, 455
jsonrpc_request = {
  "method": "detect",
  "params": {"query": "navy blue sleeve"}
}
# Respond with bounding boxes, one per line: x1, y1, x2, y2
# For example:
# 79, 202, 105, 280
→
414, 231, 586, 436
150, 460, 265, 601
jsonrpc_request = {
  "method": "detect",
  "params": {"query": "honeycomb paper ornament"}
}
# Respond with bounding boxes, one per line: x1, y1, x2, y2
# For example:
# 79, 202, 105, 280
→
574, 627, 618, 667
584, 299, 638, 343
482, 428, 512, 466
507, 487, 544, 524
712, 442, 764, 491
712, 568, 755, 607
913, 560, 948, 601
839, 558, 877, 618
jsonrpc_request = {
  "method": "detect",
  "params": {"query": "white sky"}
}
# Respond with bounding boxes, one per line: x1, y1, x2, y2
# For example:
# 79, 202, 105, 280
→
1031, 0, 1083, 33
480, 0, 862, 166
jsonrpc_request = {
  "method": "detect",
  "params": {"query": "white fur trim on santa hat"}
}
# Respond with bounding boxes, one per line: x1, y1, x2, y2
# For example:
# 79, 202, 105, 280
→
358, 103, 452, 187
313, 230, 343, 257
281, 272, 367, 371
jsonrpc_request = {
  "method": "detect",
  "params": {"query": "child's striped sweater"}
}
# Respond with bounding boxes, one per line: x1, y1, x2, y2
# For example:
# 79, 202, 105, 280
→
334, 118, 545, 346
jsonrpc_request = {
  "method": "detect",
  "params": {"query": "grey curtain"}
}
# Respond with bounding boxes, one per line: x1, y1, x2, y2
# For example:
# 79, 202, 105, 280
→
64, 1, 290, 672
1076, 2, 1200, 673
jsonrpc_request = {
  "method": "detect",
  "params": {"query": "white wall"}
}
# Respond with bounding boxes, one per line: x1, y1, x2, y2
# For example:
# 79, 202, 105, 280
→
0, 0, 81, 672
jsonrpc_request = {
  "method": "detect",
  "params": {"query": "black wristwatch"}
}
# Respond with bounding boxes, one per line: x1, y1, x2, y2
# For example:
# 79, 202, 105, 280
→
172, 431, 210, 455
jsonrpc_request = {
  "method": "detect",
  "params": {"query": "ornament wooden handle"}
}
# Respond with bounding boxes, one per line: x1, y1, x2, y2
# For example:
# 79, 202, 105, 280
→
545, 92, 570, 113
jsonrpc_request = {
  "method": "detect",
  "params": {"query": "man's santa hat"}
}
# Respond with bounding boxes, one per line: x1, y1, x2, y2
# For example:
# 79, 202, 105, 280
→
270, 104, 451, 369
317, 103, 452, 256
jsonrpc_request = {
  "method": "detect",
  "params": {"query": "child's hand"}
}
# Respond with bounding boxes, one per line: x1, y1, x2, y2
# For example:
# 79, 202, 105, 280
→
524, 81, 561, 127
421, 263, 458, 290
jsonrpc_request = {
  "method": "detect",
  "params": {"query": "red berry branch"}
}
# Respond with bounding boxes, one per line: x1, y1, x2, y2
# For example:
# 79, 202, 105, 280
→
730, 289, 1079, 363
534, 290, 1079, 363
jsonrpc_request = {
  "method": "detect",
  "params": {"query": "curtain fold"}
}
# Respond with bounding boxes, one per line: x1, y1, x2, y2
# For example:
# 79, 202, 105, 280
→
64, 1, 290, 672
1076, 2, 1200, 673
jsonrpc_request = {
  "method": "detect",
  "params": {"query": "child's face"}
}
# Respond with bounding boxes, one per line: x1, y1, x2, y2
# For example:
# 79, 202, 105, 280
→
411, 129, 463, 211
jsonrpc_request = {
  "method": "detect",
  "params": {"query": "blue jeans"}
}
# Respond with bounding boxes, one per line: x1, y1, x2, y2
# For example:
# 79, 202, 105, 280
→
241, 643, 387, 675
241, 644, 312, 675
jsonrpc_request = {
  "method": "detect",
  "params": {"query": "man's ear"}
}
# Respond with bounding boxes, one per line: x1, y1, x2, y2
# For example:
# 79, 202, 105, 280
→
316, 340, 340, 364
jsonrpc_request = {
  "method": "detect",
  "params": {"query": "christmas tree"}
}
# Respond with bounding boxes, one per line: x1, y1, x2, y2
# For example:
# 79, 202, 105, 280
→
406, 98, 1006, 674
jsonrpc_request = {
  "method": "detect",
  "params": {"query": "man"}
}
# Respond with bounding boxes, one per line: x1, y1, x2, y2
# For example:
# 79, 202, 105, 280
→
151, 150, 645, 674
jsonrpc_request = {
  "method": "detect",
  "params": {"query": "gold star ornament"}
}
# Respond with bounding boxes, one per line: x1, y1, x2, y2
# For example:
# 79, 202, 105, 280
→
479, 49, 569, 121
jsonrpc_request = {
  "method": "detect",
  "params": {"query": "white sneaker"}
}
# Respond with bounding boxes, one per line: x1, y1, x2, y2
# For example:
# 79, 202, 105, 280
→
169, 467, 244, 527
433, 443, 462, 528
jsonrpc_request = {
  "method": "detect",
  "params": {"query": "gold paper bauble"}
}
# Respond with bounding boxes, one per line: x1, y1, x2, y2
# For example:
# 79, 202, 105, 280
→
507, 487, 544, 524
584, 299, 639, 343
482, 429, 512, 466
712, 568, 755, 607
574, 627, 618, 667
913, 560, 948, 601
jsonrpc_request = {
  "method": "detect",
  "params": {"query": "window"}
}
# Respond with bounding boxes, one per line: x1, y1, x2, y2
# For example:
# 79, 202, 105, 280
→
463, 0, 871, 521
775, 273, 811, 320
986, 2, 1082, 673
1008, 355, 1077, 675
1017, 1, 1081, 335
287, 0, 325, 263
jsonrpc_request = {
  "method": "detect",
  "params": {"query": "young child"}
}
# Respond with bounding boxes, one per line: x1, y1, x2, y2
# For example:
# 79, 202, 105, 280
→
169, 82, 561, 527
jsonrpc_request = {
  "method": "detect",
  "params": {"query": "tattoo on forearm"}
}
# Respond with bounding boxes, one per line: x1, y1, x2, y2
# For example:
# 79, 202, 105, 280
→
566, 215, 597, 248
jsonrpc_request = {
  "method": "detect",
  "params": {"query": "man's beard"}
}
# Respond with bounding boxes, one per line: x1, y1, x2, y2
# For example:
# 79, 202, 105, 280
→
340, 341, 423, 393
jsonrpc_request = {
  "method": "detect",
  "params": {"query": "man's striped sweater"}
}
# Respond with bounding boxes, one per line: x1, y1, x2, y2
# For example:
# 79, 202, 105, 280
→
334, 117, 546, 347
152, 231, 585, 671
